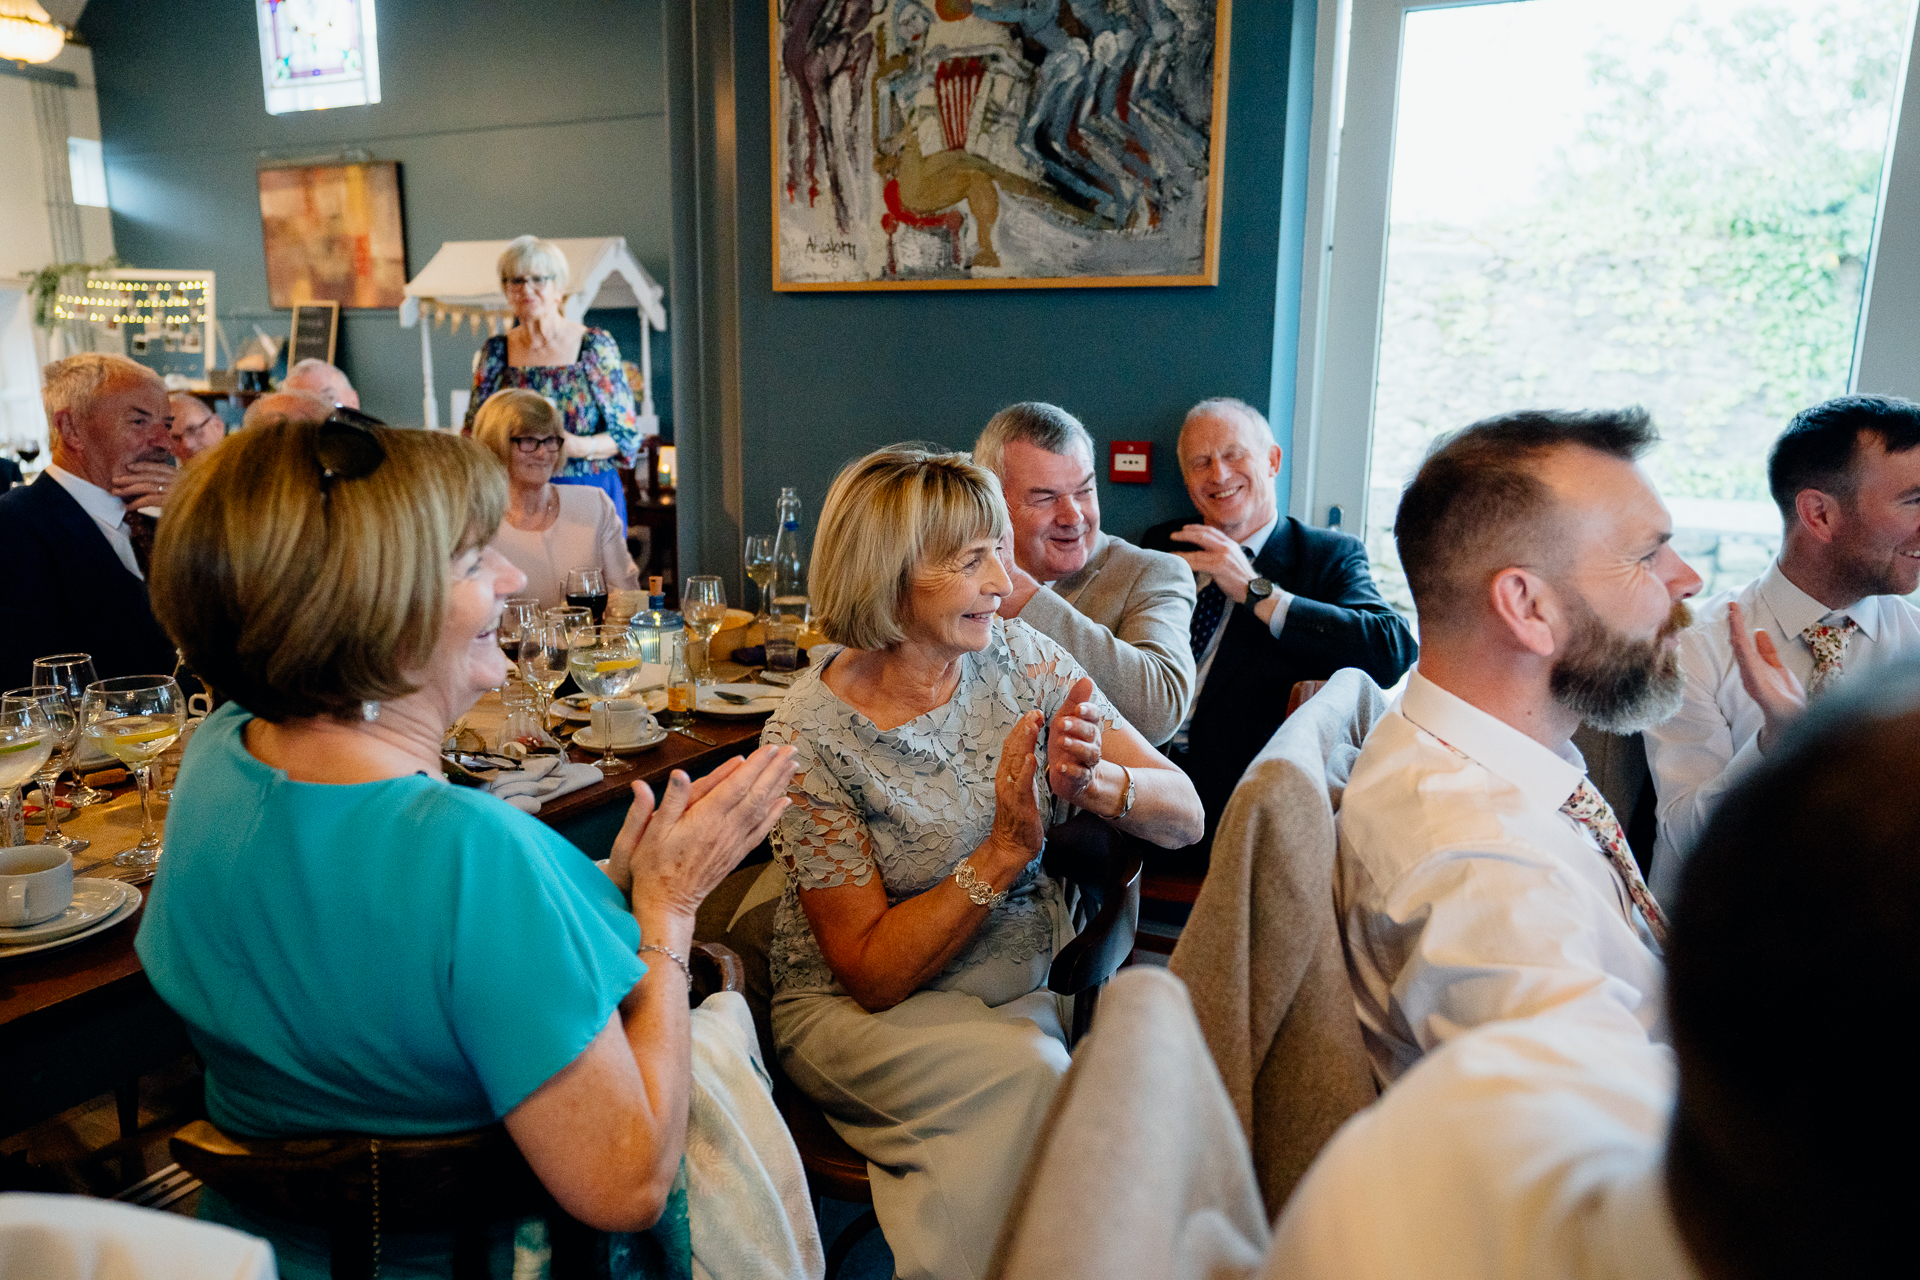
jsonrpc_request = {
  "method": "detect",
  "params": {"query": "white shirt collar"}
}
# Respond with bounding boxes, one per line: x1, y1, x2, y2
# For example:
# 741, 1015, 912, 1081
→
45, 463, 127, 531
1399, 668, 1588, 813
1758, 558, 1885, 643
1241, 511, 1279, 559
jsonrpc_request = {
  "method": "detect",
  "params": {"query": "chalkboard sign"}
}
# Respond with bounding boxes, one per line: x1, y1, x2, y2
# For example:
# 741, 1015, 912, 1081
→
288, 301, 339, 368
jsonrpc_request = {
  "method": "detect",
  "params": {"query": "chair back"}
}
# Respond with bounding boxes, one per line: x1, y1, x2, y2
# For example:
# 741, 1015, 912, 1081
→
986, 968, 1268, 1280
1170, 668, 1385, 1218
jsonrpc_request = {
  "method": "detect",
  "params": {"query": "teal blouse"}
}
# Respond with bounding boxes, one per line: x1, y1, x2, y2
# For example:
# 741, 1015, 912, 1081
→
136, 702, 647, 1138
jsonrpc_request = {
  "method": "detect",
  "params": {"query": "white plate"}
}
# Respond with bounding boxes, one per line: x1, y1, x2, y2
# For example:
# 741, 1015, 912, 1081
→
0, 884, 142, 959
696, 683, 787, 718
570, 724, 670, 753
0, 878, 133, 945
552, 666, 669, 720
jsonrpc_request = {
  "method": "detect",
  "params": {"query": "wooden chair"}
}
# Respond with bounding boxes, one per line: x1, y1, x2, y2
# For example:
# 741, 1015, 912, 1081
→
1136, 681, 1330, 952
170, 943, 744, 1280
776, 815, 1143, 1277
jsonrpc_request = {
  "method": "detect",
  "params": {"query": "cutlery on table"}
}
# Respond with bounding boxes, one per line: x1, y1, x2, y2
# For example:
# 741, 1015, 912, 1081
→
668, 726, 718, 746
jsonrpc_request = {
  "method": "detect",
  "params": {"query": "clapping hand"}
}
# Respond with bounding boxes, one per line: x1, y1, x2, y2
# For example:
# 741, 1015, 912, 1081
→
986, 712, 1046, 871
609, 742, 796, 916
1728, 601, 1806, 753
1046, 676, 1103, 808
1168, 524, 1255, 603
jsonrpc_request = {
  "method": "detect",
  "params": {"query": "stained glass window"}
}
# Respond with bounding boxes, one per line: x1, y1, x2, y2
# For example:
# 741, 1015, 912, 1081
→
255, 0, 382, 116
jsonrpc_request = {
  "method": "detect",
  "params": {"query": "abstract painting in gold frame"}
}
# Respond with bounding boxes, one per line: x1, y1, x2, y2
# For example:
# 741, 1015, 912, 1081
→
772, 0, 1231, 291
258, 160, 408, 309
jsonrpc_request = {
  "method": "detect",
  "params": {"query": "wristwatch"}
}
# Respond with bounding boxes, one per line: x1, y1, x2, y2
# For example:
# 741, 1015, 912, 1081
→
1243, 577, 1274, 609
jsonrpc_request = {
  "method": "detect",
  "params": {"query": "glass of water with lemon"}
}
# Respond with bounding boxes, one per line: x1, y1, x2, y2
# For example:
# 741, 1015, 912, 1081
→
568, 626, 642, 769
81, 676, 184, 869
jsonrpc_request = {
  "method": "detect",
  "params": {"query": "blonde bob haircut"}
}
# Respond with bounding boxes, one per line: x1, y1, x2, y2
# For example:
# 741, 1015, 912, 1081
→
149, 421, 508, 722
472, 388, 565, 477
811, 445, 1009, 651
497, 235, 570, 292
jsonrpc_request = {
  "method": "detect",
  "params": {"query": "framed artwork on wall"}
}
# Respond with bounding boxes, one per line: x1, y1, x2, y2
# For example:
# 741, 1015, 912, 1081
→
258, 160, 408, 309
771, 0, 1232, 291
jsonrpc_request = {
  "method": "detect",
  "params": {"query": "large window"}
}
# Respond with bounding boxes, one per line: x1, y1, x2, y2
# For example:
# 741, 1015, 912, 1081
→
1292, 0, 1920, 616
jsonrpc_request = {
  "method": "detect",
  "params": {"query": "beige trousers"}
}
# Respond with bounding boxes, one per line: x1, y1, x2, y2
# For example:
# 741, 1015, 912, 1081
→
773, 986, 1071, 1280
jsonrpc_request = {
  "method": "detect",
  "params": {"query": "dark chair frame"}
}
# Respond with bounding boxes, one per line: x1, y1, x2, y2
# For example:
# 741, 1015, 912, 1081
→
170, 942, 744, 1280
777, 814, 1143, 1277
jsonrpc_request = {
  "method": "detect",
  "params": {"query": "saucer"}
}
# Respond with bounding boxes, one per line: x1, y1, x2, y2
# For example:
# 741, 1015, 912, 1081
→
696, 683, 786, 718
0, 884, 142, 959
0, 878, 133, 945
571, 724, 670, 753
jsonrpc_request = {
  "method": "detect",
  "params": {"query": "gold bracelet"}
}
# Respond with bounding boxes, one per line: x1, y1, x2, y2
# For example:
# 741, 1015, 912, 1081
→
954, 856, 1008, 908
1112, 763, 1135, 820
639, 943, 691, 990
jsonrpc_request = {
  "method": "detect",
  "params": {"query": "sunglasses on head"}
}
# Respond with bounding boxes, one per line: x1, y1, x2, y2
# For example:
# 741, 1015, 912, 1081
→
313, 406, 389, 494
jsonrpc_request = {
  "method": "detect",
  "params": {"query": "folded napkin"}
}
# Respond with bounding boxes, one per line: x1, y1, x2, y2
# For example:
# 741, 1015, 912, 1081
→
485, 755, 604, 814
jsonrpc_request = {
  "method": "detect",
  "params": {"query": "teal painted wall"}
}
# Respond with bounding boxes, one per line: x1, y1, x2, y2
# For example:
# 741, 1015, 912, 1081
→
728, 0, 1303, 550
80, 0, 673, 432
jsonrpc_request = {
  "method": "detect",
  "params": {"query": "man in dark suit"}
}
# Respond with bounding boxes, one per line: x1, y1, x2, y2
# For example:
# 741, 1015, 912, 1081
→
1143, 398, 1416, 865
0, 354, 181, 688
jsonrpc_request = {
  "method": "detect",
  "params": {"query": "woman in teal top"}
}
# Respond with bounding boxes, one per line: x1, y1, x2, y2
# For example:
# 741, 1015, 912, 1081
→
140, 417, 795, 1276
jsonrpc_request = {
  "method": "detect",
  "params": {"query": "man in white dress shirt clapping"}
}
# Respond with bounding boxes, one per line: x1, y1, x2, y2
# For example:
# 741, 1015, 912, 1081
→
1337, 408, 1701, 1086
1644, 395, 1920, 901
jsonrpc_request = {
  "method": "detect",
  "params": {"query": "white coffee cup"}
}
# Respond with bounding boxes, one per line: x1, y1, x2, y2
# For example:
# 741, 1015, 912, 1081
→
0, 847, 74, 928
605, 699, 655, 743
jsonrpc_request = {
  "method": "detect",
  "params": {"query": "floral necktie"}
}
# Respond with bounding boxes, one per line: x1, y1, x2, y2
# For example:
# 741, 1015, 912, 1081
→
1560, 779, 1669, 948
1801, 617, 1859, 697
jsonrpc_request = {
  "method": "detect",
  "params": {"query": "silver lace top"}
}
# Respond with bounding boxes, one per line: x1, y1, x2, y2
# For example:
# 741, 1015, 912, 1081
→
763, 619, 1121, 1004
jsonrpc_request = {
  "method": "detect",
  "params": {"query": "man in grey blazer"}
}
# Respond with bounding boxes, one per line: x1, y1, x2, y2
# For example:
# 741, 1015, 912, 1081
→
975, 403, 1197, 744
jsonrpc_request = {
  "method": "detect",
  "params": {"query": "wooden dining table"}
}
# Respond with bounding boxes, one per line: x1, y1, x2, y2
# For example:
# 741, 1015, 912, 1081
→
0, 684, 774, 1143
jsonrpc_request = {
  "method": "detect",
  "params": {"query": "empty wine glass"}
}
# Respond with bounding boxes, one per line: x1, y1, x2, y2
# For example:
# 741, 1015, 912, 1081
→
32, 654, 106, 807
81, 676, 184, 870
567, 625, 642, 770
744, 536, 776, 621
2, 686, 86, 853
0, 698, 54, 848
520, 616, 572, 734
682, 575, 728, 683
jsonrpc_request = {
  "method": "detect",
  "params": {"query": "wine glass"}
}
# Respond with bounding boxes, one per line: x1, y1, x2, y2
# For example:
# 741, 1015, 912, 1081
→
81, 676, 184, 870
520, 616, 573, 735
32, 654, 107, 807
565, 566, 609, 626
744, 536, 776, 622
0, 698, 54, 849
682, 575, 728, 683
496, 597, 541, 693
17, 436, 41, 466
545, 605, 593, 644
567, 625, 642, 770
2, 686, 86, 853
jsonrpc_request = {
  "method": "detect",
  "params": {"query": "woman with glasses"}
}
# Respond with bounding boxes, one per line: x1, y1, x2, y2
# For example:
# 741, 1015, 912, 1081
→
138, 420, 812, 1276
463, 235, 643, 526
472, 388, 637, 609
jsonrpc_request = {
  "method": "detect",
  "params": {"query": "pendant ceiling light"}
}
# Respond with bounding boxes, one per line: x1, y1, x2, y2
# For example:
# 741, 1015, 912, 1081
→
0, 1, 67, 64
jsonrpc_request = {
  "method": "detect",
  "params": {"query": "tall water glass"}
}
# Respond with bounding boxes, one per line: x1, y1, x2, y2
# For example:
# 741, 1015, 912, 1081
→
744, 536, 776, 621
0, 699, 54, 849
31, 654, 106, 806
2, 686, 86, 853
682, 575, 728, 683
81, 676, 184, 869
567, 625, 642, 770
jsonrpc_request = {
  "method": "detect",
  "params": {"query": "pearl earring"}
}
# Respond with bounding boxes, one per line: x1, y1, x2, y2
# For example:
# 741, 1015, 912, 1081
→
361, 700, 380, 722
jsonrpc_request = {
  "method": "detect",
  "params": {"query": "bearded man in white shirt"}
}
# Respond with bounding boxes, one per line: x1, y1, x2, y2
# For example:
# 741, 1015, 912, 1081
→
1273, 663, 1918, 1280
1337, 407, 1701, 1087
0, 354, 180, 687
1644, 394, 1920, 901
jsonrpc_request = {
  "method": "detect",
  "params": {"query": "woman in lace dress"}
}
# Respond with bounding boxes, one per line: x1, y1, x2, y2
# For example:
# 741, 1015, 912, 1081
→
762, 446, 1203, 1280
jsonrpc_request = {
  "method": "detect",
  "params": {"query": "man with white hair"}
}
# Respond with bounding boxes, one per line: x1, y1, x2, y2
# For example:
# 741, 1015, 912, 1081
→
0, 354, 181, 686
282, 358, 359, 410
974, 401, 1197, 744
1142, 397, 1416, 862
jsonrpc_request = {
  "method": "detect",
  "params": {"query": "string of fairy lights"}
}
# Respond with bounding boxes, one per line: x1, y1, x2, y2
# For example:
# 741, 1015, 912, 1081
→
52, 277, 213, 328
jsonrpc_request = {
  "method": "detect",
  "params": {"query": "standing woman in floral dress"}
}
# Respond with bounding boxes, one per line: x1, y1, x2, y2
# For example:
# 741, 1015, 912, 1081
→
465, 235, 642, 526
